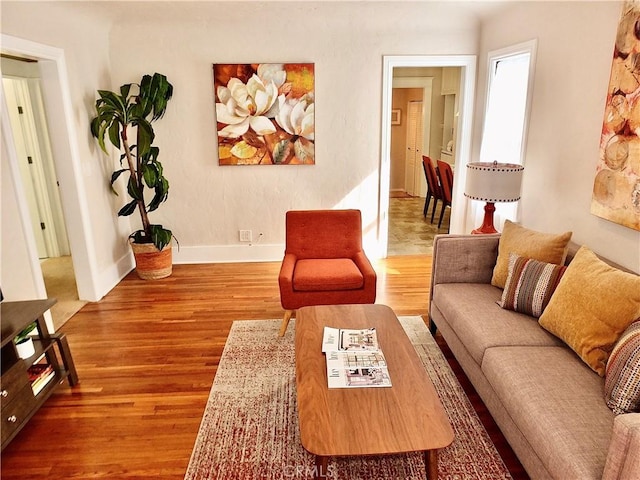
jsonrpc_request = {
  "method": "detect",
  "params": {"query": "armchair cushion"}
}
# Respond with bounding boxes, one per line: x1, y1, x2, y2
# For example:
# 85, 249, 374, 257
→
293, 258, 364, 291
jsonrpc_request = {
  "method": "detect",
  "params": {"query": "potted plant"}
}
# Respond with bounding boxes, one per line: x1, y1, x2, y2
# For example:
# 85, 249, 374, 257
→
90, 73, 176, 279
15, 322, 37, 359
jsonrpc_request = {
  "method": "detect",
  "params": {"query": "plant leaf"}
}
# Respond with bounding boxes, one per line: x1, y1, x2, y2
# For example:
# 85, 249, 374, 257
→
118, 199, 137, 217
136, 120, 154, 157
149, 224, 172, 251
142, 163, 158, 188
108, 121, 121, 150
148, 177, 169, 212
110, 169, 128, 194
120, 83, 132, 98
127, 176, 143, 200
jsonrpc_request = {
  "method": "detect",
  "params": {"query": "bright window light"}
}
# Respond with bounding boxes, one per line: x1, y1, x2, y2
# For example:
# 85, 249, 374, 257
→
478, 41, 536, 227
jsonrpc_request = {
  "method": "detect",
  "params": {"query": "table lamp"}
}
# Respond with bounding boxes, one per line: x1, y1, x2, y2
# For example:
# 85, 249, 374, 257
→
464, 161, 524, 234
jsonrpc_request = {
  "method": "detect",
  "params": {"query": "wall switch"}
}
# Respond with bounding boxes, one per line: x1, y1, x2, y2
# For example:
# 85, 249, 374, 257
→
239, 230, 252, 242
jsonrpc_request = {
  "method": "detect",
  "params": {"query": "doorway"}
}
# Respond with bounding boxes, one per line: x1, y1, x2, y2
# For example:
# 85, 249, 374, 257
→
1, 34, 99, 333
2, 56, 86, 329
382, 57, 477, 257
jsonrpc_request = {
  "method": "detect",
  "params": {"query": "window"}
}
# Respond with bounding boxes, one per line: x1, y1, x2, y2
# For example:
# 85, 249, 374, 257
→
479, 40, 537, 225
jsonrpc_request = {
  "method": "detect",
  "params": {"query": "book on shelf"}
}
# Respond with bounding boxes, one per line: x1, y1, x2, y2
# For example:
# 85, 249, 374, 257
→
322, 327, 392, 389
28, 361, 55, 396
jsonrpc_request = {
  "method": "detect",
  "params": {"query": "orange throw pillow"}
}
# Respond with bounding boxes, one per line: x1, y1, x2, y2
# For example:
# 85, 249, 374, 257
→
492, 221, 572, 289
539, 246, 640, 376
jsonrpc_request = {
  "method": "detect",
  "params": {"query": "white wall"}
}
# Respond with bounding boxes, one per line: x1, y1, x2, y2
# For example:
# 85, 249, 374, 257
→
5, 1, 636, 299
475, 1, 640, 272
104, 2, 481, 262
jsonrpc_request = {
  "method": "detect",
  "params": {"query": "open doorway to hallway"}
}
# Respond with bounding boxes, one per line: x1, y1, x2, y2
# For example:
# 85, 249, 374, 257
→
2, 55, 86, 329
387, 66, 460, 255
380, 55, 476, 257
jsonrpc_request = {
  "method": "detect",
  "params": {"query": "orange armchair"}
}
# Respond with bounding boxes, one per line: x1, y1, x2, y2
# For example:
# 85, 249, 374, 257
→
278, 209, 377, 336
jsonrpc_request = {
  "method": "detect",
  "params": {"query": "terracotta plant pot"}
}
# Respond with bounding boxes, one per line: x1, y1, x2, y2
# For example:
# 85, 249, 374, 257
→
130, 241, 172, 280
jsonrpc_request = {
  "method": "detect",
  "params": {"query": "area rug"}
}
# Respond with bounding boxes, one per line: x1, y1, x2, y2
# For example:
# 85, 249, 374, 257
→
185, 317, 511, 480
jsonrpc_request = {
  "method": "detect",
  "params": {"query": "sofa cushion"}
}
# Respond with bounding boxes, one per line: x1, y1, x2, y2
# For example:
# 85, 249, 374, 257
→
539, 246, 640, 376
293, 258, 364, 291
491, 220, 572, 289
482, 346, 614, 479
498, 253, 567, 318
605, 320, 640, 414
432, 283, 562, 365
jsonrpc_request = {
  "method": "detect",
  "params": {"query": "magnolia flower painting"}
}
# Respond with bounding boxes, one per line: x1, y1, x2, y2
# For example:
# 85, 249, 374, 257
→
213, 63, 315, 165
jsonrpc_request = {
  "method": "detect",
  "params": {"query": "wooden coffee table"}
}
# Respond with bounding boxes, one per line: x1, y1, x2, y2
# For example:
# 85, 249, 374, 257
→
295, 304, 454, 479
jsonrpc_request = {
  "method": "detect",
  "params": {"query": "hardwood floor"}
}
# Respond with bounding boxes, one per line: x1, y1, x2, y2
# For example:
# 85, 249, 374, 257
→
1, 256, 526, 479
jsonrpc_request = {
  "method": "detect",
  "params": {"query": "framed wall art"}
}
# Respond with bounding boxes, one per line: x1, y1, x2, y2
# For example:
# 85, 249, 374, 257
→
391, 108, 401, 125
591, 1, 640, 230
213, 63, 315, 165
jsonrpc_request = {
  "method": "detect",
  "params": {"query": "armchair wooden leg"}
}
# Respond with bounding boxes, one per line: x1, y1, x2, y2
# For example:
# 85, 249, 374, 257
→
279, 310, 294, 337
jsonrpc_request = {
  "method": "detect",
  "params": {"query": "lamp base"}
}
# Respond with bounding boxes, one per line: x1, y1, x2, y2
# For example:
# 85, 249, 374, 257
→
472, 202, 498, 234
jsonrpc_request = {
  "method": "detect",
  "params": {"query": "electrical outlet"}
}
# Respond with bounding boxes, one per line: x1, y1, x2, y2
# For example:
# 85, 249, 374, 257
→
239, 230, 252, 242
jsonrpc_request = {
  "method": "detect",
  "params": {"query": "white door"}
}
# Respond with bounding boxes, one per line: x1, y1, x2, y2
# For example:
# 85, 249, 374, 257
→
2, 76, 70, 259
404, 101, 423, 196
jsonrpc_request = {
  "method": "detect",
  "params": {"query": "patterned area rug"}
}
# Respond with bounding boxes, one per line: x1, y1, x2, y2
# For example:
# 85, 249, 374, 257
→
185, 317, 511, 480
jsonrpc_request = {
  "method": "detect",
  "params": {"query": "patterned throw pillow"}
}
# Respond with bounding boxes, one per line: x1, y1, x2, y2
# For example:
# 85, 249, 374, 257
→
605, 320, 640, 415
498, 253, 567, 318
491, 220, 572, 289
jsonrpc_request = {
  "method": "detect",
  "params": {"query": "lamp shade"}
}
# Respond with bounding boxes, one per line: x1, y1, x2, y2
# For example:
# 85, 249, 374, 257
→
464, 161, 524, 203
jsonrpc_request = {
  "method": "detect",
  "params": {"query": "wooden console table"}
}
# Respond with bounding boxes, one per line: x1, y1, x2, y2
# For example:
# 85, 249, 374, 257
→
1, 299, 79, 450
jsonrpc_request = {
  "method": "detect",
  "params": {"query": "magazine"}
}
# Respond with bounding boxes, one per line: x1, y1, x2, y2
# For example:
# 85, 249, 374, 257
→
321, 327, 379, 353
322, 327, 392, 389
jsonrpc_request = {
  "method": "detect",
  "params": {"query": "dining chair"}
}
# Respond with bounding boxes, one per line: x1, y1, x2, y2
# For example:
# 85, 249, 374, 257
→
436, 160, 454, 230
422, 156, 443, 223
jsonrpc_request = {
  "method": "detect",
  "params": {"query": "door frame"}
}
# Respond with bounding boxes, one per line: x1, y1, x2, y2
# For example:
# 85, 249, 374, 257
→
379, 55, 477, 257
1, 34, 101, 301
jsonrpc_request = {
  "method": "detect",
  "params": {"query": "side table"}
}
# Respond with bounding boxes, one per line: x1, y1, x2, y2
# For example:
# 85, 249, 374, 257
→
1, 298, 79, 450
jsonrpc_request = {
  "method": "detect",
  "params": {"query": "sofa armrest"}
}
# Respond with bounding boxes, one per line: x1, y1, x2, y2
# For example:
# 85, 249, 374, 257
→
430, 233, 501, 296
603, 413, 640, 480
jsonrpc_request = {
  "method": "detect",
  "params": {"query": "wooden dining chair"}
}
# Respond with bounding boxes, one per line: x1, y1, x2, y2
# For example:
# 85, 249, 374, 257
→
422, 156, 443, 223
436, 160, 454, 229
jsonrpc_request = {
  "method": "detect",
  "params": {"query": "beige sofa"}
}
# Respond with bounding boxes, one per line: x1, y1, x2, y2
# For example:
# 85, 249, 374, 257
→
429, 233, 640, 479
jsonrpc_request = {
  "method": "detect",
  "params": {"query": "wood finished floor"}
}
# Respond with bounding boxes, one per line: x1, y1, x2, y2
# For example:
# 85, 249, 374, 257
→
1, 257, 527, 479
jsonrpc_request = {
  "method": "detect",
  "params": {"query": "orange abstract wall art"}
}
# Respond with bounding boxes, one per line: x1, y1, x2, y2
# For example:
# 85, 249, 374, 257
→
593, 1, 640, 230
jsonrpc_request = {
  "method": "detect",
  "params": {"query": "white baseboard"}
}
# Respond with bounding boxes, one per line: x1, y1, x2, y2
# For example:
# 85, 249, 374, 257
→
92, 251, 135, 301
173, 243, 284, 264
